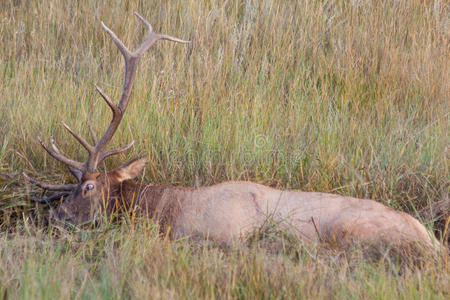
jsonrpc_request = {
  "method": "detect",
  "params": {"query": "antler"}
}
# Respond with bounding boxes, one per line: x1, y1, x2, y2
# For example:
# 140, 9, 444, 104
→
23, 173, 77, 191
28, 12, 189, 189
84, 14, 189, 172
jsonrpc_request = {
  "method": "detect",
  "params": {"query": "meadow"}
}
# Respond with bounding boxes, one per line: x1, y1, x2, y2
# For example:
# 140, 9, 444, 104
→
0, 0, 449, 298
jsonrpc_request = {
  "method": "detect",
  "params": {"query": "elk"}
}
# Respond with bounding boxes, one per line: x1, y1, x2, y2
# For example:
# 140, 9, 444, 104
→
24, 13, 441, 253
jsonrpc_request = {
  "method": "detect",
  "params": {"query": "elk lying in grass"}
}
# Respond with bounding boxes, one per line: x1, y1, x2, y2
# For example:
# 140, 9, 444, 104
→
24, 13, 441, 254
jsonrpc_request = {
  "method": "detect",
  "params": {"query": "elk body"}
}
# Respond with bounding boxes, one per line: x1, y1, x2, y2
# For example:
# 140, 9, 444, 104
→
25, 13, 440, 252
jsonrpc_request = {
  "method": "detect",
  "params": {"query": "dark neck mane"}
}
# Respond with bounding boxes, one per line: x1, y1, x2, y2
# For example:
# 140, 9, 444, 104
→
116, 181, 183, 232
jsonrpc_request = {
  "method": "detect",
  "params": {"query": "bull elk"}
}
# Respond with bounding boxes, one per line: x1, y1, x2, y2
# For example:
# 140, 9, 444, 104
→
24, 13, 441, 253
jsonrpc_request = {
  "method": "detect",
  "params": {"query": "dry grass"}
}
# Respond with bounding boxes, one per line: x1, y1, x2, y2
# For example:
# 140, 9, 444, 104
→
0, 0, 449, 298
0, 221, 448, 299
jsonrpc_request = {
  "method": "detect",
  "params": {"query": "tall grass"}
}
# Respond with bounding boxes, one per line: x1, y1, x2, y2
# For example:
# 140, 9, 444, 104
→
0, 0, 449, 298
0, 221, 448, 299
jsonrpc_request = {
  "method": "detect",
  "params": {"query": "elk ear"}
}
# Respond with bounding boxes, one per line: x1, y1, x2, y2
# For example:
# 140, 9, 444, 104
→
68, 167, 83, 182
109, 156, 147, 182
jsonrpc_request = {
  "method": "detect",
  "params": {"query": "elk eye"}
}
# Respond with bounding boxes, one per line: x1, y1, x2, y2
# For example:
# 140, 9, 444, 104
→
85, 184, 95, 191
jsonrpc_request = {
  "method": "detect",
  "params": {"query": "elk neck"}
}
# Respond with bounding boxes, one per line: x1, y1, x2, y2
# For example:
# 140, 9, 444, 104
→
113, 180, 186, 232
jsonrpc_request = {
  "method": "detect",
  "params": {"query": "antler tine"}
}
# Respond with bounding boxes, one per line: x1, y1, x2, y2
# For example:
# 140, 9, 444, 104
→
38, 136, 85, 171
49, 137, 62, 154
134, 12, 153, 32
88, 125, 98, 145
94, 85, 121, 115
85, 13, 189, 172
86, 85, 124, 171
23, 172, 77, 191
99, 140, 135, 162
134, 12, 190, 56
61, 121, 94, 153
100, 22, 132, 59
46, 137, 82, 182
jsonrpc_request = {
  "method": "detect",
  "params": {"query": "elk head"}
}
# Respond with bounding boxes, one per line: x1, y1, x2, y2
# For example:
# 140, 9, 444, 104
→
24, 13, 189, 225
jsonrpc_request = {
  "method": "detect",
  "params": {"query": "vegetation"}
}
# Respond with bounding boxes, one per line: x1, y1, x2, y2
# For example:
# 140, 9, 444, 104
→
0, 0, 448, 298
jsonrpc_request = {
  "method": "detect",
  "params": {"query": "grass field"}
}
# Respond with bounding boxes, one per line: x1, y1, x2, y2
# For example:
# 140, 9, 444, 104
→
0, 0, 449, 298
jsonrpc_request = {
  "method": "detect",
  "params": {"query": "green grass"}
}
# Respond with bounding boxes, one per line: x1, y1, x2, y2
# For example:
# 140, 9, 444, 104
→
0, 0, 449, 298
